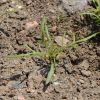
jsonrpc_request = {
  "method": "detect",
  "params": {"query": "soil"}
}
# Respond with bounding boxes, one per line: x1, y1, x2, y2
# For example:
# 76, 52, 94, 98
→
0, 0, 100, 100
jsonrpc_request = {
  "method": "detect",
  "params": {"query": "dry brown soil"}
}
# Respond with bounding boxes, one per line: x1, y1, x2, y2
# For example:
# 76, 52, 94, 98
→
0, 0, 100, 100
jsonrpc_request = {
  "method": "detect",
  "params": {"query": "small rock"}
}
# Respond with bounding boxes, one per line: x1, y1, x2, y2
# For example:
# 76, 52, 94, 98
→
69, 54, 77, 61
79, 79, 84, 84
54, 36, 69, 46
0, 0, 7, 4
25, 21, 38, 30
27, 71, 43, 89
65, 64, 73, 74
96, 47, 100, 56
56, 53, 66, 60
51, 26, 57, 32
26, 0, 32, 5
17, 95, 25, 100
53, 81, 60, 86
91, 81, 97, 88
82, 82, 90, 89
60, 0, 89, 13
16, 39, 23, 45
78, 93, 84, 100
48, 8, 55, 13
73, 97, 78, 100
79, 60, 89, 70
7, 81, 23, 89
7, 81, 16, 88
54, 86, 61, 93
26, 89, 36, 93
16, 5, 23, 9
81, 70, 91, 77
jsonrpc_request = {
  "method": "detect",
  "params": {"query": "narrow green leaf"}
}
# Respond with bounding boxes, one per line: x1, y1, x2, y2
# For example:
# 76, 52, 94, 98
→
46, 62, 55, 85
75, 32, 100, 43
7, 51, 46, 59
40, 17, 45, 42
45, 23, 51, 42
66, 32, 100, 48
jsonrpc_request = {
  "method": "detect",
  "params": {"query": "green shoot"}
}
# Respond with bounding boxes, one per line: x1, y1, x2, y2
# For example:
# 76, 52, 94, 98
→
40, 16, 51, 43
92, 0, 100, 14
8, 51, 46, 58
8, 16, 100, 85
82, 0, 100, 26
46, 59, 55, 84
66, 32, 100, 48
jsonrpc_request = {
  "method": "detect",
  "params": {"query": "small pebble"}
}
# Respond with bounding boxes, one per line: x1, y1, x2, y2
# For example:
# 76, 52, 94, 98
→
1, 0, 7, 4
81, 70, 91, 77
80, 60, 89, 70
17, 95, 25, 100
54, 36, 69, 46
60, 0, 89, 13
53, 81, 60, 86
25, 21, 38, 30
79, 79, 85, 84
73, 97, 78, 100
51, 26, 57, 32
65, 64, 73, 74
91, 81, 97, 88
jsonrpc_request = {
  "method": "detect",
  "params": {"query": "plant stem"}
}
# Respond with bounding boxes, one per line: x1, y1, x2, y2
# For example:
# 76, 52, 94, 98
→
66, 32, 100, 48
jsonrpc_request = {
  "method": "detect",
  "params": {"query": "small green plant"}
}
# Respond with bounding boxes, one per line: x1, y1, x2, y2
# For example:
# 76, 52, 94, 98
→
82, 0, 100, 26
8, 16, 100, 85
92, 0, 100, 14
9, 17, 62, 85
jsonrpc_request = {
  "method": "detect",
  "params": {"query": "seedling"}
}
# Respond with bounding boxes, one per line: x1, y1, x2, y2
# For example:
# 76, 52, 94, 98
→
8, 17, 100, 85
9, 17, 62, 85
82, 0, 100, 26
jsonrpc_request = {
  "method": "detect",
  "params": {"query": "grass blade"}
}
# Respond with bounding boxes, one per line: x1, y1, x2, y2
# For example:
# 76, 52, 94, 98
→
45, 22, 51, 42
66, 32, 100, 48
8, 51, 46, 59
40, 16, 51, 42
46, 61, 55, 85
40, 17, 45, 42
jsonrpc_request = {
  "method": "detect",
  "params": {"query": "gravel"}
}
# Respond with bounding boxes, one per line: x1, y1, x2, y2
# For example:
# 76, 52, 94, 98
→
81, 70, 91, 77
60, 0, 90, 13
